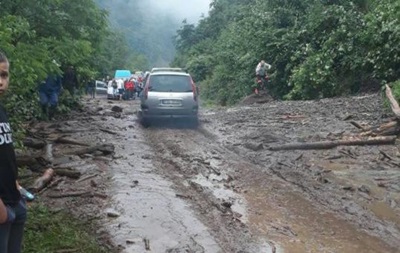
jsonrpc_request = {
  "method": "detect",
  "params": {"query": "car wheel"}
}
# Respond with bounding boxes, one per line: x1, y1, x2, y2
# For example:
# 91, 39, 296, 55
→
190, 117, 199, 128
139, 112, 150, 128
141, 118, 150, 128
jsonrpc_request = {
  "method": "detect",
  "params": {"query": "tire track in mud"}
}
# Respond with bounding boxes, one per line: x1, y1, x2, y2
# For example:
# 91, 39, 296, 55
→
145, 126, 275, 253
145, 124, 399, 253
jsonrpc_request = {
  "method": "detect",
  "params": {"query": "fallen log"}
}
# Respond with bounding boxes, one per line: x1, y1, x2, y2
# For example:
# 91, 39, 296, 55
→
349, 121, 366, 131
53, 168, 81, 179
269, 136, 397, 151
359, 85, 400, 137
55, 137, 90, 146
361, 120, 400, 137
385, 84, 400, 118
37, 178, 63, 195
15, 153, 50, 168
23, 137, 46, 149
48, 191, 89, 198
99, 128, 118, 135
76, 173, 98, 183
63, 143, 115, 156
48, 191, 107, 199
31, 168, 55, 192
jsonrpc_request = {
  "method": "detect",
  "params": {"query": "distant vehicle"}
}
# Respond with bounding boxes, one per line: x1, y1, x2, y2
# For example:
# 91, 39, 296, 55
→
138, 69, 199, 127
114, 70, 132, 79
135, 71, 144, 77
107, 86, 115, 99
95, 80, 107, 95
150, 67, 185, 73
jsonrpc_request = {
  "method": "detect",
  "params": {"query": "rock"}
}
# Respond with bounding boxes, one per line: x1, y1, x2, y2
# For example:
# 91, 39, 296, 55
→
126, 238, 141, 244
243, 142, 264, 151
111, 106, 123, 112
106, 208, 120, 218
358, 185, 370, 194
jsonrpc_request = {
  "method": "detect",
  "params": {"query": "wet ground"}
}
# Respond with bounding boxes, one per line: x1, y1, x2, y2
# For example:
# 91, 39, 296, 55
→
34, 93, 400, 253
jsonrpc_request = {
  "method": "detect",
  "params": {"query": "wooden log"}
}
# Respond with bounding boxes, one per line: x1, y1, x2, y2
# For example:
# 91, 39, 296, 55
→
53, 168, 81, 179
99, 128, 118, 135
349, 121, 365, 130
361, 120, 400, 136
269, 136, 397, 151
37, 178, 63, 194
48, 191, 89, 198
55, 137, 90, 146
375, 121, 400, 136
15, 153, 50, 168
385, 84, 400, 118
48, 191, 107, 199
31, 168, 55, 192
76, 173, 98, 183
63, 143, 115, 156
23, 137, 46, 149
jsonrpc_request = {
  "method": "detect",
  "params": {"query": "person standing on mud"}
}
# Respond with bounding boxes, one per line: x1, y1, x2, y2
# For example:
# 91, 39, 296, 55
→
255, 60, 271, 94
87, 78, 96, 99
0, 50, 27, 253
38, 72, 62, 120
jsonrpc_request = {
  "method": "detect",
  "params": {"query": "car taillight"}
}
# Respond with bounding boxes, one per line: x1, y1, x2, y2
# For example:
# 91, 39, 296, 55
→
191, 78, 197, 101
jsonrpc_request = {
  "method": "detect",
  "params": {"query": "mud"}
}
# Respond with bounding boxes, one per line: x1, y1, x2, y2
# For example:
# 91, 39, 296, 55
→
31, 93, 400, 253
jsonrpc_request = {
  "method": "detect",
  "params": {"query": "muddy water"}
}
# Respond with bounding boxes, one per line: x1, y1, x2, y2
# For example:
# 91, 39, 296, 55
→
88, 94, 400, 253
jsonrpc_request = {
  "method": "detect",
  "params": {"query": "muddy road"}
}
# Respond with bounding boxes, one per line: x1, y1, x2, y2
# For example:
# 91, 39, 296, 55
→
37, 93, 400, 253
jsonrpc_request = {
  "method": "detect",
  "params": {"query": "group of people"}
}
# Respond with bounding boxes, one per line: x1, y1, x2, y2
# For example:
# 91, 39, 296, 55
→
107, 75, 144, 100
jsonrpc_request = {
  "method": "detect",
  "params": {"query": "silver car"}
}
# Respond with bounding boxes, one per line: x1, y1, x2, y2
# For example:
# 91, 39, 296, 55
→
139, 70, 199, 127
95, 80, 108, 95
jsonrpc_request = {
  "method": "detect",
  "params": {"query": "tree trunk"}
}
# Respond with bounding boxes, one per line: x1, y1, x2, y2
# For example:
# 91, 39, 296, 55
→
269, 136, 397, 151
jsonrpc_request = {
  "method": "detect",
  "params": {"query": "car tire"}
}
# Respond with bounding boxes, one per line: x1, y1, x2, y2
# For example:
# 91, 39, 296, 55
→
141, 118, 150, 128
139, 112, 150, 128
190, 117, 199, 128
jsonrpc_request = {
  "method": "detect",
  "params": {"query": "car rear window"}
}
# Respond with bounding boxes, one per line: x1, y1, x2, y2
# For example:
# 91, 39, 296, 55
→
149, 75, 192, 92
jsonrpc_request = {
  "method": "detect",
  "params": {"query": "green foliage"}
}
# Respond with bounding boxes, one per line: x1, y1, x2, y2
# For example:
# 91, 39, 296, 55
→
0, 0, 137, 142
173, 0, 400, 104
23, 203, 109, 253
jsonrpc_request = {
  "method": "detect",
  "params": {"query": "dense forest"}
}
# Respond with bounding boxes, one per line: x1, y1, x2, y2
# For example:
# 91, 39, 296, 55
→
0, 0, 136, 141
0, 0, 399, 130
173, 0, 400, 104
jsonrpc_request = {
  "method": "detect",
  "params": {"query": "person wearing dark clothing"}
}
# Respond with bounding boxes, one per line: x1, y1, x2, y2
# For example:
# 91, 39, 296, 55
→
0, 51, 27, 253
62, 66, 79, 95
88, 79, 96, 98
39, 74, 62, 120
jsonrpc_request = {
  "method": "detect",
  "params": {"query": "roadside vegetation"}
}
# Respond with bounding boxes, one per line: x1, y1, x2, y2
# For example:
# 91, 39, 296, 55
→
172, 0, 400, 105
0, 1, 133, 251
0, 0, 142, 140
23, 203, 109, 253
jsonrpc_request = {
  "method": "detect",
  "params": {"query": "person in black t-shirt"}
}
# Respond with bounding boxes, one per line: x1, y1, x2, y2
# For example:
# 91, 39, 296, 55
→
0, 51, 27, 253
